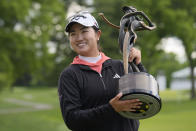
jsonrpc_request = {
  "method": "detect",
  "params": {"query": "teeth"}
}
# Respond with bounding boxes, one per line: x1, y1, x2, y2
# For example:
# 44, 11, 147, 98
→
77, 43, 86, 47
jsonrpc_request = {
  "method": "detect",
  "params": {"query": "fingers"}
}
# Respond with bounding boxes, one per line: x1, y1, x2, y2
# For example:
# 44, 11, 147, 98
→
109, 94, 142, 112
121, 99, 142, 112
129, 48, 141, 65
129, 103, 142, 112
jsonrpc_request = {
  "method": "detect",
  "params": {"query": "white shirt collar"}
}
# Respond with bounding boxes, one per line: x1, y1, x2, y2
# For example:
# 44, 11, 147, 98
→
79, 54, 101, 63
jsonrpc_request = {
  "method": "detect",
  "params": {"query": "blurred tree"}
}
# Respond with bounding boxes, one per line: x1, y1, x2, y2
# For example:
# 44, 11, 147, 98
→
170, 0, 196, 99
0, 0, 32, 90
1, 0, 195, 99
0, 0, 66, 90
94, 0, 125, 59
94, 0, 196, 98
93, 0, 183, 87
128, 0, 196, 99
29, 0, 66, 86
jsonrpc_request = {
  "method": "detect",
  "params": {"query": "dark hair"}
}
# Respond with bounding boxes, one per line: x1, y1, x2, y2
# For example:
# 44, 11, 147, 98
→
92, 26, 99, 32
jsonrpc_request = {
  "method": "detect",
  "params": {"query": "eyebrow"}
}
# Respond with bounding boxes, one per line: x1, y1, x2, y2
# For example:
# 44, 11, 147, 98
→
80, 26, 89, 30
69, 26, 89, 33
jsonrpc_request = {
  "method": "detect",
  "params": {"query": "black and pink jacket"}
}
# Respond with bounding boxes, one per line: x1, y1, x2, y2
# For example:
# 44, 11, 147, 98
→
58, 55, 144, 131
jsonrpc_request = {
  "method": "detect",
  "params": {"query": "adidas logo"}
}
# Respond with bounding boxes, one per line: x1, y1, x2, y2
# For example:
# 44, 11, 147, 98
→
113, 73, 120, 79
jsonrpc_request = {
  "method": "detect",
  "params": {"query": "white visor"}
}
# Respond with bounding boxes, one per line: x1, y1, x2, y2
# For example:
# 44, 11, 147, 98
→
65, 11, 99, 32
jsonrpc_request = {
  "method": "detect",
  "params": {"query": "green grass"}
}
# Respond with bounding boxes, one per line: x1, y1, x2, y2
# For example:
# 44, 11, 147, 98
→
0, 87, 70, 131
0, 87, 196, 131
139, 89, 196, 131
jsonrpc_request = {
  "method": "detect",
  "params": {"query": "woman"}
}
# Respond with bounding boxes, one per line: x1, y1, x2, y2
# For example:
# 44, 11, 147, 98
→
58, 11, 143, 131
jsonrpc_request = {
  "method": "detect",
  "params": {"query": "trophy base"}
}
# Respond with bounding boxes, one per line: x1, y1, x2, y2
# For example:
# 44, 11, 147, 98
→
119, 92, 161, 119
118, 72, 161, 119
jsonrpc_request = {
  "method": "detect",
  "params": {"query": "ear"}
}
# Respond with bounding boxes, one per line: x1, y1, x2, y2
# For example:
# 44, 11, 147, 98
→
96, 30, 101, 40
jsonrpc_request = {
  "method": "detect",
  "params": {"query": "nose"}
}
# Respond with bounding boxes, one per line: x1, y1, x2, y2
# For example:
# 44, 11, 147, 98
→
75, 33, 83, 42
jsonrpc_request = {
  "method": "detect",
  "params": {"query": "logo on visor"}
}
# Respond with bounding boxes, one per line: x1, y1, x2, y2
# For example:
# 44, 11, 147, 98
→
71, 15, 86, 21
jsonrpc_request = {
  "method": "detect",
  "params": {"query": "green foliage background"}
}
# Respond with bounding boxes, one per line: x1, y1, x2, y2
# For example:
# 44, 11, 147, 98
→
0, 0, 195, 93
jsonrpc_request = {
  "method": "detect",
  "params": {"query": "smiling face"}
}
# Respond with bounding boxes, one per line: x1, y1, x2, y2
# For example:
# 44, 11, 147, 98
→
68, 23, 101, 57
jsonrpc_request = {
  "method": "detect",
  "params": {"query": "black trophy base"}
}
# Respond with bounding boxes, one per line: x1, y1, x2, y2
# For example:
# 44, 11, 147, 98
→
119, 92, 161, 119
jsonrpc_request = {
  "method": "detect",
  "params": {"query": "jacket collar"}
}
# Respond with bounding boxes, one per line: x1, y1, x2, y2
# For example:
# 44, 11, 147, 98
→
78, 59, 113, 71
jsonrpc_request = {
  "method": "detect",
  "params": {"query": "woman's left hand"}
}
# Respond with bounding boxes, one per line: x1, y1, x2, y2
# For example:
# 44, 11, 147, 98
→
128, 47, 141, 65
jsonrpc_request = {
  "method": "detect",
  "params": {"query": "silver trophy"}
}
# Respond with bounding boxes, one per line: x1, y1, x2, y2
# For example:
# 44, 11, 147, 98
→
99, 6, 161, 119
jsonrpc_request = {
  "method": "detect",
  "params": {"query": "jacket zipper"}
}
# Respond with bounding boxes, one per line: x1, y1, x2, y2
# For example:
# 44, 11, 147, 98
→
99, 73, 106, 90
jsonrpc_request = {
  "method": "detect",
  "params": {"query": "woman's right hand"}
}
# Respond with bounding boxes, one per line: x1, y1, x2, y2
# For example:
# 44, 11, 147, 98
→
109, 92, 142, 112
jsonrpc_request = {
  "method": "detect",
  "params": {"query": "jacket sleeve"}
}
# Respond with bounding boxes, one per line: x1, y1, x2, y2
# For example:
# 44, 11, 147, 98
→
58, 69, 115, 130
